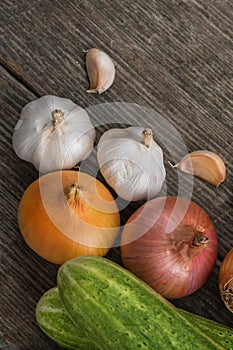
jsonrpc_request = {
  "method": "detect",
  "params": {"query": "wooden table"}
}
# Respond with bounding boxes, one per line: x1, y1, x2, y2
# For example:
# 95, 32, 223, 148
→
1, 0, 233, 348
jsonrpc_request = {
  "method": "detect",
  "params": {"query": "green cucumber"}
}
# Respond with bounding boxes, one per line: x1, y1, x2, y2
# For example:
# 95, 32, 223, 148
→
57, 256, 233, 350
36, 287, 98, 350
178, 309, 233, 350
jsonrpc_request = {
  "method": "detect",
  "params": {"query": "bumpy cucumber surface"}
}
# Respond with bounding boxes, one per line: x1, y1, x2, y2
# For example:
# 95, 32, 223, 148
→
57, 256, 232, 350
178, 309, 233, 350
36, 287, 98, 350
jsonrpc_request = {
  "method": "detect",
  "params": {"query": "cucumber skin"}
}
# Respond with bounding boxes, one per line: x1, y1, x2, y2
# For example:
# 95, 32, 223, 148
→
178, 309, 233, 350
36, 287, 98, 350
36, 288, 233, 350
57, 256, 232, 350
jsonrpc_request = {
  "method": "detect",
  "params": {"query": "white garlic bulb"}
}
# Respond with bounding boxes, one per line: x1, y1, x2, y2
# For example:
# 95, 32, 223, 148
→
97, 127, 166, 201
12, 95, 95, 173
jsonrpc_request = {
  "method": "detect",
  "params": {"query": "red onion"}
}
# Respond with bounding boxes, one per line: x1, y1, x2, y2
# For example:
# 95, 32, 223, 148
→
121, 196, 218, 299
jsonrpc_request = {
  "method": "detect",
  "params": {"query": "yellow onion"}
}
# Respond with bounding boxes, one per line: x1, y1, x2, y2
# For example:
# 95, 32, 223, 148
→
18, 170, 120, 264
219, 248, 233, 313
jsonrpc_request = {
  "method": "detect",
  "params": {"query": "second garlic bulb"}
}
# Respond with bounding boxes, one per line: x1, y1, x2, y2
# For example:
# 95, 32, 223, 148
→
97, 127, 166, 201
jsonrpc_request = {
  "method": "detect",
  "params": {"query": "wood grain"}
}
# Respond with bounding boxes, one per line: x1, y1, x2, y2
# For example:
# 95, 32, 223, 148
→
0, 67, 60, 349
1, 0, 233, 348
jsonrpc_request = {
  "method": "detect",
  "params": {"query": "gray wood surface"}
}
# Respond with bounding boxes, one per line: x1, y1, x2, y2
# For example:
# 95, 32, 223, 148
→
1, 0, 233, 349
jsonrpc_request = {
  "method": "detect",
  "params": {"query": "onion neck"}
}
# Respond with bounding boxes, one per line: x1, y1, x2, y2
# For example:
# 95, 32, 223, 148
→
171, 226, 209, 259
142, 128, 153, 148
64, 183, 86, 213
52, 109, 64, 127
65, 183, 81, 202
191, 232, 209, 246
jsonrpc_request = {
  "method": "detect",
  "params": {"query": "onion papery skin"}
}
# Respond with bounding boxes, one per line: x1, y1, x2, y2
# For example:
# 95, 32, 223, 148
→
18, 171, 120, 264
219, 248, 233, 313
121, 196, 218, 299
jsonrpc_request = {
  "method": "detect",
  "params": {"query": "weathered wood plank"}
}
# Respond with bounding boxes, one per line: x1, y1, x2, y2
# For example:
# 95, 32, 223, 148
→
0, 0, 233, 348
0, 67, 61, 349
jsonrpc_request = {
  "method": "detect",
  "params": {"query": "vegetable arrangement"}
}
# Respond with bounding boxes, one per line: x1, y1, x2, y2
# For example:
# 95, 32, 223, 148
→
36, 256, 233, 350
11, 48, 232, 349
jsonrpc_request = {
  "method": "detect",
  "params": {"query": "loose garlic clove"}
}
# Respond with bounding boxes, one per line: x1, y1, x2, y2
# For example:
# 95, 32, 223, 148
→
170, 150, 226, 187
86, 48, 115, 94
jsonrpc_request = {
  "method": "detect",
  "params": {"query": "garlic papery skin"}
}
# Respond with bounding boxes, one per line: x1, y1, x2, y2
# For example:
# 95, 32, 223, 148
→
97, 127, 166, 202
86, 48, 115, 94
170, 150, 226, 187
12, 95, 96, 173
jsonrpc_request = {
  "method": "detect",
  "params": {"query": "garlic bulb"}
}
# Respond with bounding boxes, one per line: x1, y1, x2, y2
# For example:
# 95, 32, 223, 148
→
12, 95, 96, 173
97, 127, 166, 201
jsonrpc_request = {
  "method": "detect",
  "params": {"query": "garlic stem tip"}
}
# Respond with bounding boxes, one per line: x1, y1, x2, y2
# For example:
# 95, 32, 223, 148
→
142, 128, 153, 148
168, 161, 177, 168
51, 109, 64, 127
87, 89, 99, 94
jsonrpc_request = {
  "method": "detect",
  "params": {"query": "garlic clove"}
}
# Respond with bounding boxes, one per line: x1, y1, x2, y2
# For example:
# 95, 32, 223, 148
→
86, 48, 115, 94
170, 150, 226, 187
